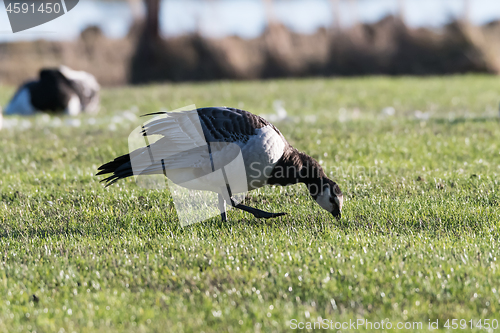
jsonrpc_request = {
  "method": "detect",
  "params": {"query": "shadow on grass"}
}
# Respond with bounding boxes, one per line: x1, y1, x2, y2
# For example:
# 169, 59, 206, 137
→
431, 117, 496, 125
331, 211, 490, 238
0, 226, 87, 241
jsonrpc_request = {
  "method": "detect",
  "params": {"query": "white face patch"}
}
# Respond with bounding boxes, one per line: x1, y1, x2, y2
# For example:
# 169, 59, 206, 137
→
334, 195, 343, 213
315, 187, 334, 213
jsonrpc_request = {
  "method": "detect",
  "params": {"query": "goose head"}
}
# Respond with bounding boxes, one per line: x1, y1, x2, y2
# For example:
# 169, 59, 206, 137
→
309, 178, 343, 219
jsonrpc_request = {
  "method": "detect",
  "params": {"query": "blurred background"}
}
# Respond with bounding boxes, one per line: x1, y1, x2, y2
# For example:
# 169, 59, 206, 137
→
1, 0, 500, 86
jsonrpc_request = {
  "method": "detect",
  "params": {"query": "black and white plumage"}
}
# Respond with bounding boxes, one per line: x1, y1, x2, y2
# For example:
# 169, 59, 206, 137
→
4, 66, 100, 116
97, 107, 343, 220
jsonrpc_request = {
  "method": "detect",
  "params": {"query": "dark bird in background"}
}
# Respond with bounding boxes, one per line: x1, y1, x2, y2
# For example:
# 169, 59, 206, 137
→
4, 66, 100, 116
97, 107, 343, 221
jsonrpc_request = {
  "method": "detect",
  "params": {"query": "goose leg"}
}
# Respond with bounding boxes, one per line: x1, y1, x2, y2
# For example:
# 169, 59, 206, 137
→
218, 193, 227, 222
225, 195, 286, 219
219, 182, 286, 220
231, 201, 286, 219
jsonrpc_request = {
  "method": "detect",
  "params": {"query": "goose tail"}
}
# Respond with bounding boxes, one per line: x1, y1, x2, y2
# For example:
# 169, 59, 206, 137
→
96, 153, 134, 187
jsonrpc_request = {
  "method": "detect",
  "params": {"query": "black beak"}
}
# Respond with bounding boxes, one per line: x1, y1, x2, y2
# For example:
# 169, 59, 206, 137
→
332, 210, 341, 220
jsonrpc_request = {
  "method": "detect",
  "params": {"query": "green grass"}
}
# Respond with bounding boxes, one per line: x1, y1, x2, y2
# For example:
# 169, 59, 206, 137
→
1, 75, 500, 332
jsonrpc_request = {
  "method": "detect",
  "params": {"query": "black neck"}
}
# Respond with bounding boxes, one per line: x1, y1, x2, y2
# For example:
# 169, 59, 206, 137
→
267, 146, 327, 199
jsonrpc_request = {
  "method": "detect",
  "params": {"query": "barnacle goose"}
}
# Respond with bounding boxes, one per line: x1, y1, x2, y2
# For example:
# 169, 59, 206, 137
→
4, 66, 100, 116
97, 107, 343, 221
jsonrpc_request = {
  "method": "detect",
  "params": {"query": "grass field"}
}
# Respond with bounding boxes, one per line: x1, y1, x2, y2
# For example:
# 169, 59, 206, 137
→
1, 76, 500, 332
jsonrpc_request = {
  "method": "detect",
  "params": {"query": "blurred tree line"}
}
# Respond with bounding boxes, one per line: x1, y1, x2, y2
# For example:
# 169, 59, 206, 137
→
126, 0, 486, 83
134, 0, 472, 39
